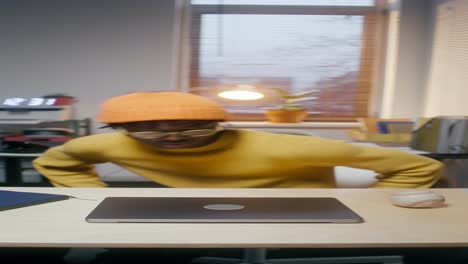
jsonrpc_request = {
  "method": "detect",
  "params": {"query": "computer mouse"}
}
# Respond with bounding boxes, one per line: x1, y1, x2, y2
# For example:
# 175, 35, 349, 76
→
389, 190, 446, 208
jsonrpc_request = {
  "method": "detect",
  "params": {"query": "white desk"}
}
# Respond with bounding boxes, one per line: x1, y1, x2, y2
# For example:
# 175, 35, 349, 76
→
1, 187, 468, 249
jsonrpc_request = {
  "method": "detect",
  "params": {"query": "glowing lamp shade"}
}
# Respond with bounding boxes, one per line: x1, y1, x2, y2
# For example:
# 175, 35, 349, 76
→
217, 85, 264, 100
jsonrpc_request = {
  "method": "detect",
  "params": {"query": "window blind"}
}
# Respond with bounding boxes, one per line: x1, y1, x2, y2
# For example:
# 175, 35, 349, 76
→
189, 0, 382, 120
424, 0, 468, 116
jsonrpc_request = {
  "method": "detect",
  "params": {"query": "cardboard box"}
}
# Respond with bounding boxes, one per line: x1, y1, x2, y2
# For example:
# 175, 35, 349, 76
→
348, 118, 414, 145
348, 130, 412, 143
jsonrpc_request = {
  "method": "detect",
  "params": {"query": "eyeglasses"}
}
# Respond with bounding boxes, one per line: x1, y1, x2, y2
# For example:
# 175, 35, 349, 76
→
120, 126, 224, 140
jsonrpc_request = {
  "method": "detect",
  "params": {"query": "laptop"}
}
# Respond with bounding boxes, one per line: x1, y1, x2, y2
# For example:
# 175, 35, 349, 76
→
0, 190, 69, 211
85, 197, 364, 223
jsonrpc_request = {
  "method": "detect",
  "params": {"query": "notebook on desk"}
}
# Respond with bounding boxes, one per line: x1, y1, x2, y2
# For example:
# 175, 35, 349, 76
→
85, 197, 364, 223
0, 190, 69, 211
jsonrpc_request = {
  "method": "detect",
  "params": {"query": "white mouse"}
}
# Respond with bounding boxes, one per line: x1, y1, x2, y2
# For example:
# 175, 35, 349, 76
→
389, 190, 446, 208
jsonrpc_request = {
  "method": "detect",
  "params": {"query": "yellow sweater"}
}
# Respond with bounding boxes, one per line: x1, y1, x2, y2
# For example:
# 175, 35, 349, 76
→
32, 130, 442, 188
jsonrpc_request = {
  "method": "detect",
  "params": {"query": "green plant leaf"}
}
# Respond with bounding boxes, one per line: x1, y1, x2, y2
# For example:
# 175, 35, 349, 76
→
271, 87, 289, 98
270, 87, 317, 110
282, 105, 304, 111
271, 87, 318, 99
289, 96, 317, 103
289, 90, 318, 98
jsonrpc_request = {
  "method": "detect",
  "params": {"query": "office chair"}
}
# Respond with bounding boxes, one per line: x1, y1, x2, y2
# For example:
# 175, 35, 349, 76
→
191, 248, 404, 264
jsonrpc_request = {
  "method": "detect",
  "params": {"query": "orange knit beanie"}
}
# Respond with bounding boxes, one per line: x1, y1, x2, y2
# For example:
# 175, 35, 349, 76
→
97, 92, 227, 123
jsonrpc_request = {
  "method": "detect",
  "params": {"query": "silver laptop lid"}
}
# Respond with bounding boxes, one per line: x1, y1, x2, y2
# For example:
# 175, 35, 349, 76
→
86, 197, 364, 223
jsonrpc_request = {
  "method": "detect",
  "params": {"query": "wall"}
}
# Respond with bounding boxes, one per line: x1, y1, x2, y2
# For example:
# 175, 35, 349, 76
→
0, 0, 180, 132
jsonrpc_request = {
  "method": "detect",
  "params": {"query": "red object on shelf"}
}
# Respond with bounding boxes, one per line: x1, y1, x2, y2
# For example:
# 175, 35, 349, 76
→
53, 97, 75, 106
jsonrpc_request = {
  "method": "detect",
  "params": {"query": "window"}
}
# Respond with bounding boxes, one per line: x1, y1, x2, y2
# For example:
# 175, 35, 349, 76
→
188, 0, 383, 121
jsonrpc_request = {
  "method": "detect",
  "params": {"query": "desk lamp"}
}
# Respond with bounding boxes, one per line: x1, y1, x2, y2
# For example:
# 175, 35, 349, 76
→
217, 84, 264, 101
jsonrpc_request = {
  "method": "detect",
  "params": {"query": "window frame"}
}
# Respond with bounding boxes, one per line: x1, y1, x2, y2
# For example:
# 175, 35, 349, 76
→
188, 4, 384, 121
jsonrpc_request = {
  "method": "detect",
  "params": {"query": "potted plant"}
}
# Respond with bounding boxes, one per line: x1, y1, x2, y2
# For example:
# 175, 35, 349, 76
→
265, 87, 318, 123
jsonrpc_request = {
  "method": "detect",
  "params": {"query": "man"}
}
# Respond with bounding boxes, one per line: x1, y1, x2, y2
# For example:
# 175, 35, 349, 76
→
33, 91, 443, 188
